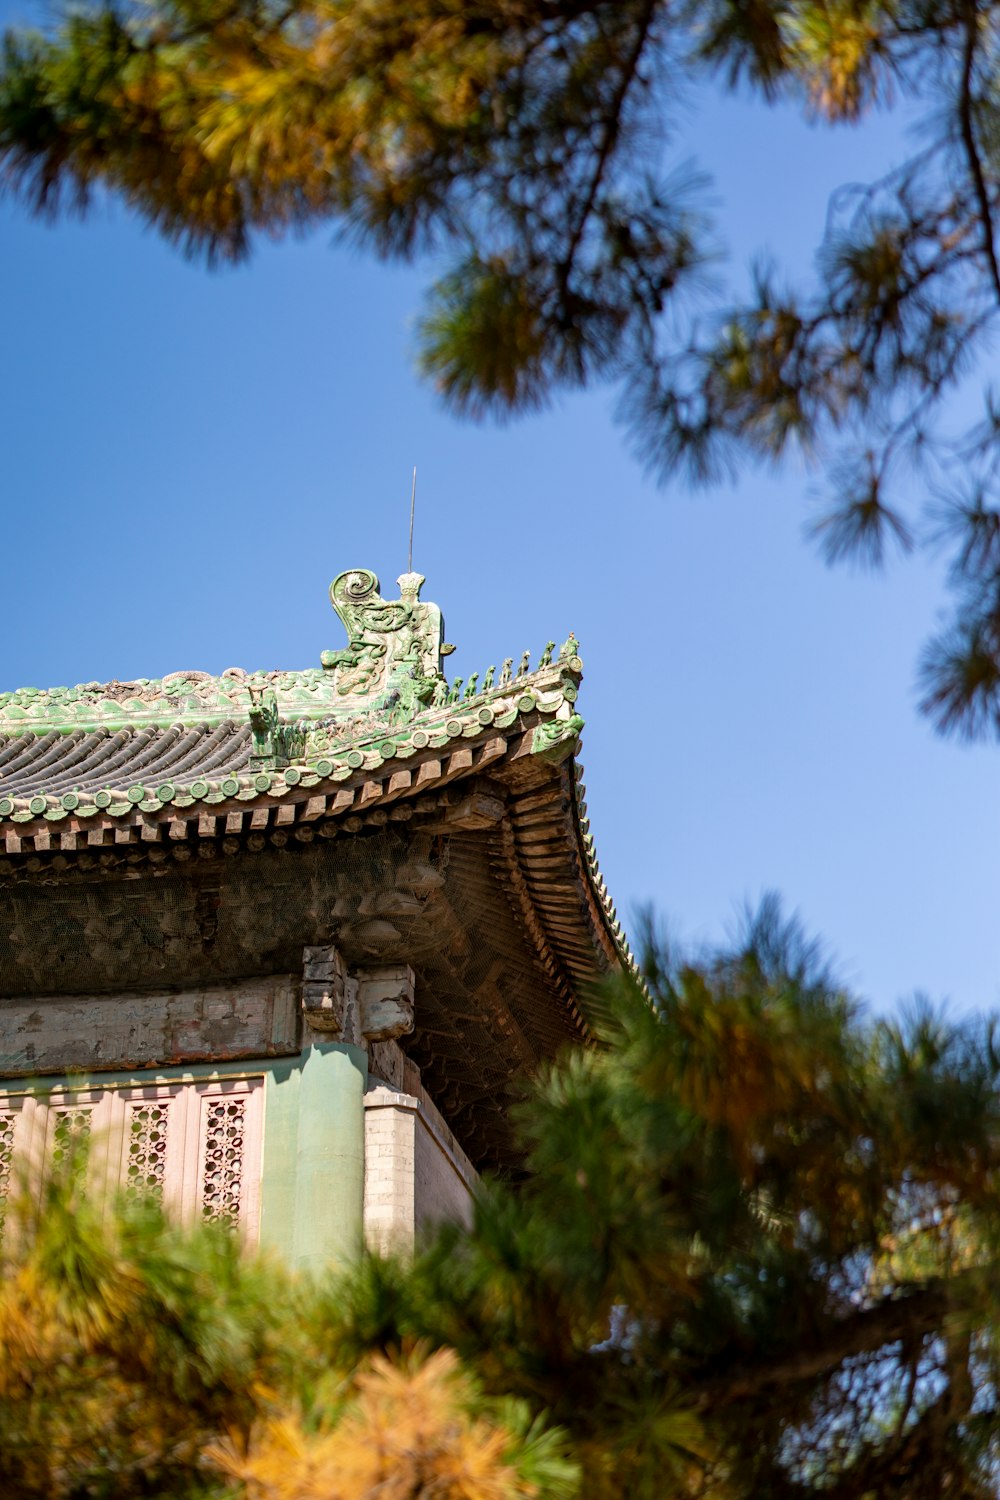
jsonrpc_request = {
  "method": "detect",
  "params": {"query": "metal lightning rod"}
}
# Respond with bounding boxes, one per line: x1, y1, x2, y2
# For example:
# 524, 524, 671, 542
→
408, 467, 417, 573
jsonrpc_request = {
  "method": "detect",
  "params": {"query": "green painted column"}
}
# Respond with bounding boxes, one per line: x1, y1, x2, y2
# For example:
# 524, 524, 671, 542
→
258, 1059, 300, 1264
259, 1042, 368, 1275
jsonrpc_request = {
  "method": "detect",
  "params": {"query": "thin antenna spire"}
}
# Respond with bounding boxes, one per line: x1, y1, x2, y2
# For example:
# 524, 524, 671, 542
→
408, 467, 417, 572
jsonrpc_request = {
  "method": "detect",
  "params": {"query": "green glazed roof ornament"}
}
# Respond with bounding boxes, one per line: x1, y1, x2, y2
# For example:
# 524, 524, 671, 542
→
320, 569, 447, 721
0, 569, 584, 762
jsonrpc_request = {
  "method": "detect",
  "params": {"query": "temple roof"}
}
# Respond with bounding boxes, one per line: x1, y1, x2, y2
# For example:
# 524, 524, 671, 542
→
0, 569, 627, 1169
0, 567, 590, 827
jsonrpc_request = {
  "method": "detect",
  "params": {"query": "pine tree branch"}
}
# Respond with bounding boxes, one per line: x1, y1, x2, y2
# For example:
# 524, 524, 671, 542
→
695, 1276, 973, 1409
958, 0, 1000, 304
555, 0, 659, 299
893, 1339, 922, 1442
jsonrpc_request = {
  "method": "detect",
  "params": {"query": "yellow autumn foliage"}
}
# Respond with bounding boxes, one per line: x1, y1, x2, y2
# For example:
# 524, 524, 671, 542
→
786, 1, 888, 120
211, 1347, 540, 1500
0, 1160, 579, 1500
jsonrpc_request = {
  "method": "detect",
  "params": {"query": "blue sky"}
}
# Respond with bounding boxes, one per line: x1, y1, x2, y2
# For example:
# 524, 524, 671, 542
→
2, 20, 998, 1015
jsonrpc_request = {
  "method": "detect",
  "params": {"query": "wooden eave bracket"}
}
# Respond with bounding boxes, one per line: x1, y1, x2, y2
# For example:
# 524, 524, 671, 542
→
301, 945, 415, 1046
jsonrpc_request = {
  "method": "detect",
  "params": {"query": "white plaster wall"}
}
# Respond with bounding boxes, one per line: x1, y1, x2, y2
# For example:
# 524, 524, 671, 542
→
412, 1082, 475, 1235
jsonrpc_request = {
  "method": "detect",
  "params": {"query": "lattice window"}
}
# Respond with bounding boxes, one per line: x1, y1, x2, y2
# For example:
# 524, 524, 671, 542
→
0, 1078, 263, 1242
200, 1096, 247, 1227
0, 1111, 17, 1224
50, 1107, 94, 1178
124, 1102, 170, 1200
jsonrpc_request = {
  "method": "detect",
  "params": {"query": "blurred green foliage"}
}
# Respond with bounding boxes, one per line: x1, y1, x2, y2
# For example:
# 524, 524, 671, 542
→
5, 899, 1000, 1496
